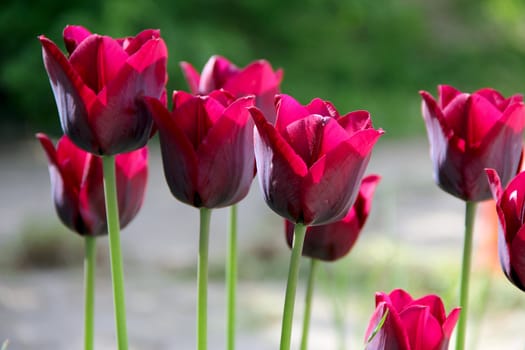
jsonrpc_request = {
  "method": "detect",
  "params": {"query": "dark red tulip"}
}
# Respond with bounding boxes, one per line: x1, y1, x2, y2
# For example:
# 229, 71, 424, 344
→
420, 85, 525, 201
486, 168, 525, 291
364, 289, 460, 350
181, 55, 283, 122
143, 90, 255, 208
250, 94, 383, 226
39, 25, 168, 155
37, 133, 148, 236
285, 174, 380, 261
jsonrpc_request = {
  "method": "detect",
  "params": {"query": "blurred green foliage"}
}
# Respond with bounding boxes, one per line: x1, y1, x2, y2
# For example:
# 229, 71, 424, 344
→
1, 0, 524, 139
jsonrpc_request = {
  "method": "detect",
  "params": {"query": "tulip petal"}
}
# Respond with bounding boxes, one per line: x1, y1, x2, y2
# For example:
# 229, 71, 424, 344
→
465, 94, 503, 146
69, 35, 128, 92
125, 37, 168, 74
55, 135, 90, 187
411, 295, 447, 324
173, 93, 225, 149
199, 55, 238, 93
420, 90, 456, 144
438, 84, 462, 108
196, 96, 255, 207
180, 61, 201, 94
115, 147, 148, 227
224, 60, 281, 96
500, 171, 525, 240
339, 110, 373, 133
509, 225, 525, 290
440, 93, 470, 142
286, 174, 380, 261
385, 289, 414, 312
274, 94, 311, 133
399, 306, 442, 350
37, 134, 88, 235
144, 96, 199, 206
36, 133, 59, 168
442, 307, 461, 342
474, 102, 525, 196
474, 88, 519, 111
63, 25, 91, 54
305, 98, 339, 118
172, 89, 194, 108
122, 29, 161, 55
486, 168, 503, 201
39, 36, 99, 152
252, 106, 308, 222
355, 175, 381, 226
303, 128, 382, 225
365, 302, 410, 350
282, 115, 349, 167
78, 154, 107, 235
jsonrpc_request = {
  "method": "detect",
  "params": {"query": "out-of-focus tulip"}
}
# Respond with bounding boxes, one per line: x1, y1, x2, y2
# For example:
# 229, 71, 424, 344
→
39, 25, 168, 155
250, 94, 383, 226
420, 85, 525, 201
285, 174, 380, 261
37, 133, 148, 236
181, 55, 282, 122
143, 90, 255, 208
364, 289, 460, 350
486, 169, 525, 291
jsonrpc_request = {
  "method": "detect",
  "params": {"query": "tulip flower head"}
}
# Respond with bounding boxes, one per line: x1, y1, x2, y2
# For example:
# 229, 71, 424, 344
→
486, 169, 525, 291
181, 55, 283, 122
365, 289, 460, 350
251, 94, 383, 226
39, 25, 168, 155
420, 85, 525, 201
143, 90, 256, 208
285, 174, 380, 261
37, 133, 148, 236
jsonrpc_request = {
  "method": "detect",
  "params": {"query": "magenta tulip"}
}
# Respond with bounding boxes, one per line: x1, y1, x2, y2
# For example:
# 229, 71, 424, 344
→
285, 174, 380, 261
365, 289, 460, 350
39, 25, 168, 155
181, 55, 283, 122
420, 85, 525, 201
250, 94, 383, 226
37, 133, 148, 236
143, 90, 255, 208
486, 168, 525, 291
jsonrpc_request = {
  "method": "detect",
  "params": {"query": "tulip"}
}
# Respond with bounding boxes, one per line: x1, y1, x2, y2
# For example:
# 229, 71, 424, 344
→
143, 90, 255, 208
420, 85, 525, 201
181, 55, 283, 122
486, 169, 525, 291
181, 56, 280, 350
37, 133, 148, 236
285, 174, 380, 261
365, 289, 460, 350
250, 94, 383, 226
39, 25, 168, 155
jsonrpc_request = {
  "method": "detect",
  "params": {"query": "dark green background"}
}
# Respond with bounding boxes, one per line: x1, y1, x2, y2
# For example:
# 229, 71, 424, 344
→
2, 0, 525, 139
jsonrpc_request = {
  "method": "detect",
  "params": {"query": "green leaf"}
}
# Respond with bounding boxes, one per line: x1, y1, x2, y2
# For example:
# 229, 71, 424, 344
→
365, 309, 389, 344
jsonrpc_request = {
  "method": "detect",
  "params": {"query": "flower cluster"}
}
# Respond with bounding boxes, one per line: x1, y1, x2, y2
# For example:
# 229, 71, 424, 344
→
36, 24, 525, 350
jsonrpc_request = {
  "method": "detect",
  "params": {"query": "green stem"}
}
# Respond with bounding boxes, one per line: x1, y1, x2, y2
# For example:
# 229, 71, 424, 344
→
455, 201, 477, 350
102, 155, 128, 350
280, 223, 307, 350
226, 205, 238, 350
84, 236, 96, 350
198, 207, 212, 350
300, 258, 318, 350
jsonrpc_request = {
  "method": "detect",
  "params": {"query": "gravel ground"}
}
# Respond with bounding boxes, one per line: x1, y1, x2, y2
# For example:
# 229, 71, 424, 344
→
0, 138, 524, 349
